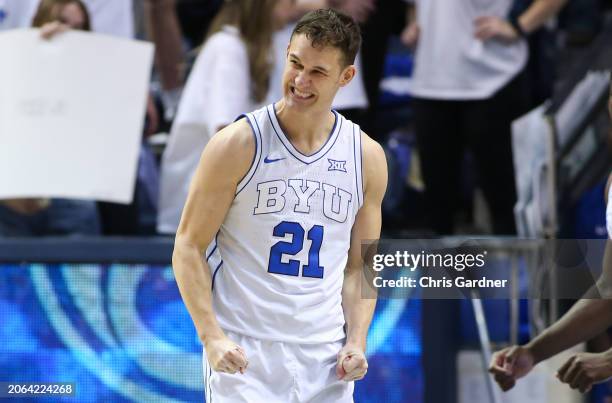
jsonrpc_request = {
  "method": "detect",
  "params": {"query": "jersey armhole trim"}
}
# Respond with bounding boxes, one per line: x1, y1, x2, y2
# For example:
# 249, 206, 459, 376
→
235, 113, 262, 195
211, 260, 224, 291
353, 123, 364, 209
205, 232, 220, 262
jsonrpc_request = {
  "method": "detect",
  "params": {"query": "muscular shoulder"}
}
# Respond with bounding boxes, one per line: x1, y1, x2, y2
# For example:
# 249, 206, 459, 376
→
204, 117, 255, 187
360, 131, 388, 204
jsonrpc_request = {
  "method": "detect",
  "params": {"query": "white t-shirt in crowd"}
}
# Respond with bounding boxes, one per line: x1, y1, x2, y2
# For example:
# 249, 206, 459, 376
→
0, 0, 133, 38
157, 26, 257, 234
81, 0, 133, 38
267, 23, 368, 110
409, 0, 528, 100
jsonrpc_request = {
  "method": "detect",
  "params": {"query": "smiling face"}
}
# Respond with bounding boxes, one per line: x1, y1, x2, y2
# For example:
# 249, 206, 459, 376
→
281, 33, 355, 113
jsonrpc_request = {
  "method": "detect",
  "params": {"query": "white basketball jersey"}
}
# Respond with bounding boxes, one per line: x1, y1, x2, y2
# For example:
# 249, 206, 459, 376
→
206, 104, 364, 344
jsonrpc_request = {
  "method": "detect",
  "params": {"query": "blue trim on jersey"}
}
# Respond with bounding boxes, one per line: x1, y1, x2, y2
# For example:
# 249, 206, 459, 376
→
206, 241, 217, 262
273, 105, 338, 157
211, 260, 224, 290
205, 232, 219, 262
352, 124, 361, 208
236, 114, 263, 196
359, 128, 364, 208
266, 104, 342, 165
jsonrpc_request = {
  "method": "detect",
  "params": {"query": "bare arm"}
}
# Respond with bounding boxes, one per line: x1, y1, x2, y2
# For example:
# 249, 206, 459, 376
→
525, 255, 612, 364
517, 0, 568, 35
173, 119, 254, 373
336, 132, 388, 381
490, 173, 612, 391
475, 0, 568, 42
144, 0, 184, 91
490, 245, 612, 391
526, 174, 612, 362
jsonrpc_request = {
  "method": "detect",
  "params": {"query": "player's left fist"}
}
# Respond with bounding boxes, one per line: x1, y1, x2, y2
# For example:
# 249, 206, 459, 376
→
557, 350, 612, 393
336, 345, 368, 382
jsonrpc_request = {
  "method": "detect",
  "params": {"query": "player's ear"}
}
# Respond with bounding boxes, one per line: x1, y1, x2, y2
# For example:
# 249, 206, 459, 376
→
338, 65, 356, 87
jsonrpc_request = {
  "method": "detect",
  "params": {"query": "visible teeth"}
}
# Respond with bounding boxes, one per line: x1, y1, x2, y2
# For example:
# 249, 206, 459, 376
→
294, 88, 312, 98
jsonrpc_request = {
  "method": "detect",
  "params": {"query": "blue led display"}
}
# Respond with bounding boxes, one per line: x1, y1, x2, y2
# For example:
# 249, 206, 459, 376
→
0, 263, 421, 402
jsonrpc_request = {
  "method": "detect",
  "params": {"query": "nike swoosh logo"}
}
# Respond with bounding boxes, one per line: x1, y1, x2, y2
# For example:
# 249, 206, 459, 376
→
264, 156, 286, 163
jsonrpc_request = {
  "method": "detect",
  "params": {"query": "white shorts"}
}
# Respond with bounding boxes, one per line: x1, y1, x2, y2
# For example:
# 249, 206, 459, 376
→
203, 330, 354, 403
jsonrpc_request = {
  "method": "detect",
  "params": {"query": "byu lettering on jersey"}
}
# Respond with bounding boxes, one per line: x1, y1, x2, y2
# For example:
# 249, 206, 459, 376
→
205, 104, 364, 343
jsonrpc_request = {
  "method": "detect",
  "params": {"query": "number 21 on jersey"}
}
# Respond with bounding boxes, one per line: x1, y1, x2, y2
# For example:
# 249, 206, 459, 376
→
268, 221, 324, 278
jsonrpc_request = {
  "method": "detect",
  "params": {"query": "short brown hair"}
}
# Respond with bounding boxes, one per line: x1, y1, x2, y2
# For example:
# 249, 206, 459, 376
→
291, 8, 361, 67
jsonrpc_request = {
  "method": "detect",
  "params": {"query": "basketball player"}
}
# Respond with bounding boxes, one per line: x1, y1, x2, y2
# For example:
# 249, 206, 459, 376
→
172, 9, 387, 402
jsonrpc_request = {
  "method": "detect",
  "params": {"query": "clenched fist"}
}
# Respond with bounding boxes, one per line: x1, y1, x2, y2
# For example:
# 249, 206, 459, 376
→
206, 337, 249, 375
557, 351, 612, 393
336, 345, 368, 382
488, 345, 536, 391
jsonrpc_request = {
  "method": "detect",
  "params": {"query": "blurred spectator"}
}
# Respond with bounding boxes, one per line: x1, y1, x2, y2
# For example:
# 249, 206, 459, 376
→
157, 0, 294, 234
0, 0, 158, 237
402, 0, 567, 235
358, 0, 407, 136
79, 0, 134, 38
144, 0, 185, 121
0, 0, 134, 37
0, 0, 100, 237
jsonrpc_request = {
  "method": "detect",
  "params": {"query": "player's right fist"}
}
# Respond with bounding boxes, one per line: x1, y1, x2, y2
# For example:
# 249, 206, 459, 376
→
205, 337, 249, 375
488, 345, 536, 391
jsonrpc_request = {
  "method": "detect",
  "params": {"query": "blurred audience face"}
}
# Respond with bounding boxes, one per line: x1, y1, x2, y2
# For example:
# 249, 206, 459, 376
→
57, 2, 87, 30
272, 0, 296, 30
282, 33, 352, 112
33, 0, 91, 31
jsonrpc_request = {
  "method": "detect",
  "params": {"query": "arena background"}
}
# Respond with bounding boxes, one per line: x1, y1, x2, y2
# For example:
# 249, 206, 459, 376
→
0, 238, 422, 402
2, 1, 612, 402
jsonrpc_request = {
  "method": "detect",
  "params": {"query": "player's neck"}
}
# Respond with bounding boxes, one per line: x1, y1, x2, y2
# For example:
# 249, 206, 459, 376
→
274, 101, 335, 154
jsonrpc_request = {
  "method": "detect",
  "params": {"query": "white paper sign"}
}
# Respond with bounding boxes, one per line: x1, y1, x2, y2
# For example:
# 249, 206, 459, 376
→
0, 29, 153, 203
